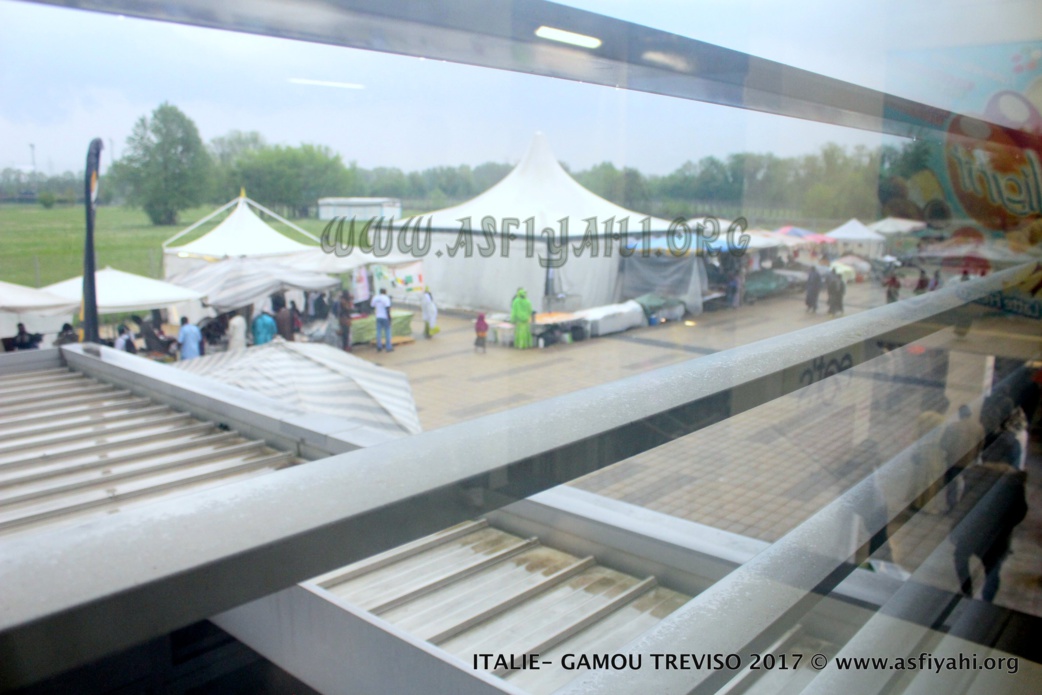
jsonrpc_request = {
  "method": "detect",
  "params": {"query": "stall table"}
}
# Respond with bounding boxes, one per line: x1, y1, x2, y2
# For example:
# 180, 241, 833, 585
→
350, 309, 414, 345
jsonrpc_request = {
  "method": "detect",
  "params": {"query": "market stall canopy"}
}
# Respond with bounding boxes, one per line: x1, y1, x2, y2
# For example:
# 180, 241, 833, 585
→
44, 267, 205, 313
0, 281, 80, 316
868, 217, 927, 235
163, 194, 319, 277
826, 219, 885, 242
775, 226, 835, 244
400, 132, 676, 237
167, 257, 339, 312
175, 340, 422, 442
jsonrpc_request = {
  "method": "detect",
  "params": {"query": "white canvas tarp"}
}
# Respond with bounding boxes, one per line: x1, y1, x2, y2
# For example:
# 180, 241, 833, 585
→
175, 340, 422, 444
44, 267, 205, 314
167, 257, 338, 313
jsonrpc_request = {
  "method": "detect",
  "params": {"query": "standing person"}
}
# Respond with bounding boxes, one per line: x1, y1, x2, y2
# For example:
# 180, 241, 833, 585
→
177, 317, 203, 361
928, 270, 942, 291
337, 290, 354, 352
940, 405, 985, 510
951, 462, 1027, 602
252, 311, 277, 346
914, 269, 929, 295
826, 269, 845, 316
847, 440, 891, 558
474, 313, 489, 353
289, 300, 303, 333
805, 265, 822, 313
511, 287, 534, 349
372, 288, 393, 352
835, 270, 846, 315
275, 303, 294, 342
53, 323, 79, 347
884, 273, 901, 303
114, 325, 137, 353
421, 287, 439, 338
227, 312, 247, 351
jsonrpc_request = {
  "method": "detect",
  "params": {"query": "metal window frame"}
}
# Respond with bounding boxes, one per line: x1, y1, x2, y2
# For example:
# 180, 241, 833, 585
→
0, 267, 1024, 688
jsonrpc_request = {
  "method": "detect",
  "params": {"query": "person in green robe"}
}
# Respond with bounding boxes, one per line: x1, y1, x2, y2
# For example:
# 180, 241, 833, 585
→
511, 288, 534, 349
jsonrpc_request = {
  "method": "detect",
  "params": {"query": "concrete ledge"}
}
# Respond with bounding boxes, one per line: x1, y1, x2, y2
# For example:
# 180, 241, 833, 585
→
0, 348, 64, 376
59, 344, 377, 458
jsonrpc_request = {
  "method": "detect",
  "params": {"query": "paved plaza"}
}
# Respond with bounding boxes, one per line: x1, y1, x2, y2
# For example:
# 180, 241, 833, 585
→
354, 281, 1042, 617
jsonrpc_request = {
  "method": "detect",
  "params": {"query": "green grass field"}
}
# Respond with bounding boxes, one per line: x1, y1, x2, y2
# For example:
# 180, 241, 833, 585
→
0, 203, 329, 288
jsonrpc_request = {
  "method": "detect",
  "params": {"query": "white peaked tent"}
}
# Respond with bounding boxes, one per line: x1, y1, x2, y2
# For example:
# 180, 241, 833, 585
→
826, 218, 886, 257
399, 133, 706, 313
176, 340, 422, 446
163, 194, 320, 278
826, 219, 885, 242
44, 267, 205, 313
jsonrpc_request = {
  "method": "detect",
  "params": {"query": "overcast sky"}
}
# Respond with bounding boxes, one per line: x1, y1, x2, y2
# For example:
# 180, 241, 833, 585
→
1, 0, 1038, 176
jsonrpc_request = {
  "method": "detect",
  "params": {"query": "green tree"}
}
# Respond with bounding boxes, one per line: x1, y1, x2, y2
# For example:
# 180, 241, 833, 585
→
209, 130, 266, 201
234, 144, 357, 217
111, 103, 211, 224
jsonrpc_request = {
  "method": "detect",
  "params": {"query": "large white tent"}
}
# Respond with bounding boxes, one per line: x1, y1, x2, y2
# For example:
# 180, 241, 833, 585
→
163, 194, 320, 278
398, 133, 706, 313
175, 340, 422, 446
44, 267, 205, 314
167, 257, 340, 313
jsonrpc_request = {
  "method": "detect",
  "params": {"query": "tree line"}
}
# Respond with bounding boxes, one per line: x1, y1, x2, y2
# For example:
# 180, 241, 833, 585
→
3, 103, 931, 226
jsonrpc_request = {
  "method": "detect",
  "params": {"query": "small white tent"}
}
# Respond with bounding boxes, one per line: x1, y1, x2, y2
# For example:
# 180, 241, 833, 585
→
44, 267, 205, 314
826, 219, 886, 257
398, 133, 706, 313
163, 194, 320, 278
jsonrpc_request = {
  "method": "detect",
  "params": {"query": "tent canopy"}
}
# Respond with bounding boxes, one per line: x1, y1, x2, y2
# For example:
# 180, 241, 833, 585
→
167, 257, 339, 312
402, 132, 676, 237
44, 267, 205, 314
826, 219, 885, 242
0, 281, 80, 316
175, 340, 422, 443
775, 226, 835, 244
163, 195, 322, 279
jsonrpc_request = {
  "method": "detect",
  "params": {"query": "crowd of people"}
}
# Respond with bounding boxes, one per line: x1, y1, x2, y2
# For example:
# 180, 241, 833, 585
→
803, 265, 847, 316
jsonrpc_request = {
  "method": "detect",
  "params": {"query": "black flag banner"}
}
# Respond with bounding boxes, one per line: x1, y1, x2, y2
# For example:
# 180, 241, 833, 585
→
82, 138, 103, 343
